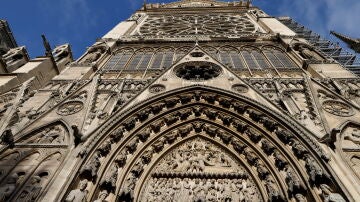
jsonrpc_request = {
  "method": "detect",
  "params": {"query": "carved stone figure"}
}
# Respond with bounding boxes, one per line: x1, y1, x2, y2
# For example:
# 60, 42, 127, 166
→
291, 140, 308, 158
275, 129, 294, 144
126, 137, 139, 154
304, 155, 326, 184
80, 151, 101, 180
295, 193, 307, 202
255, 160, 269, 180
115, 149, 128, 167
319, 184, 346, 202
265, 176, 283, 202
285, 165, 302, 194
101, 164, 118, 190
94, 190, 109, 202
273, 150, 288, 170
65, 179, 88, 202
82, 46, 105, 64
0, 173, 20, 201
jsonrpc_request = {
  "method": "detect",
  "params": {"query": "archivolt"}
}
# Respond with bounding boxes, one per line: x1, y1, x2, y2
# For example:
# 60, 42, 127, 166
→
63, 86, 346, 201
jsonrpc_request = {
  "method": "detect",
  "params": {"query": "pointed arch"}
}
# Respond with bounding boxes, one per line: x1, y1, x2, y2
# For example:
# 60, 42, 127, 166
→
61, 86, 347, 201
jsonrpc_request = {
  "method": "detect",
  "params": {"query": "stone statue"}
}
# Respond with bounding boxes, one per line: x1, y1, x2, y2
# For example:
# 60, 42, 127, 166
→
94, 190, 109, 202
304, 155, 325, 183
101, 164, 118, 190
82, 46, 105, 64
285, 165, 301, 194
65, 179, 88, 202
295, 193, 307, 202
80, 151, 101, 180
319, 184, 346, 202
0, 173, 19, 201
265, 176, 282, 202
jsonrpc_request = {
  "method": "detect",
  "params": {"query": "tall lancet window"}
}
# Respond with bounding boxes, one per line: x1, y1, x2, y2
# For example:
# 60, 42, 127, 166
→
104, 48, 133, 70
263, 47, 297, 69
149, 47, 175, 69
126, 48, 154, 70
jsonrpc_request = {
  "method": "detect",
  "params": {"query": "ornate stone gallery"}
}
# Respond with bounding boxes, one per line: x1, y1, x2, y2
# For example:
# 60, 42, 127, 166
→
138, 14, 257, 36
0, 0, 359, 202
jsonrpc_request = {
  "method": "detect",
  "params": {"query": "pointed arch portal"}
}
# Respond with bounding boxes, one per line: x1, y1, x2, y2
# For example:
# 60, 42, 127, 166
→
63, 86, 346, 202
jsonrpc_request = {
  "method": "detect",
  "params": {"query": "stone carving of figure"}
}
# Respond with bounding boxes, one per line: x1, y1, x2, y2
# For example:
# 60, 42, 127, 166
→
65, 179, 88, 202
319, 184, 346, 202
193, 179, 206, 202
180, 178, 192, 202
304, 155, 325, 184
80, 151, 101, 180
0, 173, 20, 201
101, 164, 118, 190
18, 175, 42, 202
265, 176, 282, 202
94, 190, 109, 202
115, 149, 128, 168
120, 174, 137, 200
223, 179, 233, 202
295, 193, 307, 202
82, 46, 105, 64
285, 165, 302, 194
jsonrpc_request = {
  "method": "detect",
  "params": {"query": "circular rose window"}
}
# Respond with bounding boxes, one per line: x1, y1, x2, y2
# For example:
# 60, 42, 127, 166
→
174, 61, 222, 81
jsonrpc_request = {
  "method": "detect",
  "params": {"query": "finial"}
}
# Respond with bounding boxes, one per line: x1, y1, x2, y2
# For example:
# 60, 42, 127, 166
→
41, 34, 52, 57
195, 37, 199, 46
143, 0, 147, 11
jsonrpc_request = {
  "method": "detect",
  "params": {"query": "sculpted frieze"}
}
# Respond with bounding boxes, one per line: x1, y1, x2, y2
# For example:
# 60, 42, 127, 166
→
139, 138, 263, 202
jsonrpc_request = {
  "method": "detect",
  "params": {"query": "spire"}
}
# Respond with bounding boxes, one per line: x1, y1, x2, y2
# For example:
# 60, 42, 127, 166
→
330, 31, 360, 53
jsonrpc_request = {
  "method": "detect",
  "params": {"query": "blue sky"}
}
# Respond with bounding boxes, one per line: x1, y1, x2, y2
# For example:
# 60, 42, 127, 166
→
1, 0, 359, 58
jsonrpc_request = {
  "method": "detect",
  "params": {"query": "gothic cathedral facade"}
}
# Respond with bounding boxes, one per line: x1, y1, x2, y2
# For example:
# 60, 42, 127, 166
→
1, 0, 360, 201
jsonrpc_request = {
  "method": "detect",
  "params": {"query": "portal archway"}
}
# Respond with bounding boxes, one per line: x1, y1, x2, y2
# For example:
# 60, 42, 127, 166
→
62, 86, 346, 202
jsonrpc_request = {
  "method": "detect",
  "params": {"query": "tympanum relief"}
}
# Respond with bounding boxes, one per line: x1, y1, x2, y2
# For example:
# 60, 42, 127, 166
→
139, 138, 262, 202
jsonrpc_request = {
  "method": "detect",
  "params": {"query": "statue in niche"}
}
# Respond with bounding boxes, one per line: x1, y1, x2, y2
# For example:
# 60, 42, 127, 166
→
65, 179, 88, 202
17, 175, 43, 201
0, 173, 21, 201
304, 155, 326, 183
285, 165, 301, 194
265, 175, 282, 202
82, 45, 105, 64
319, 184, 345, 202
295, 193, 307, 202
120, 174, 137, 200
80, 151, 101, 180
94, 190, 109, 202
101, 164, 118, 191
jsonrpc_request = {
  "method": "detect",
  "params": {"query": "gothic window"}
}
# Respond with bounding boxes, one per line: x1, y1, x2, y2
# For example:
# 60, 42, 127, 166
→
219, 46, 242, 69
175, 46, 192, 62
264, 48, 297, 69
241, 51, 260, 69
202, 46, 218, 60
252, 51, 270, 69
103, 48, 133, 70
126, 48, 154, 70
149, 48, 175, 69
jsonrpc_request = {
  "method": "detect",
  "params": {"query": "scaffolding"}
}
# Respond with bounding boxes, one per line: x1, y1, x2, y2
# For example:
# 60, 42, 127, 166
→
278, 17, 360, 76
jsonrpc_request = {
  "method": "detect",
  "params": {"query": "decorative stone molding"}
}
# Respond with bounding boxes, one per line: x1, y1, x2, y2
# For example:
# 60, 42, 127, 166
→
322, 100, 355, 117
149, 84, 166, 94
